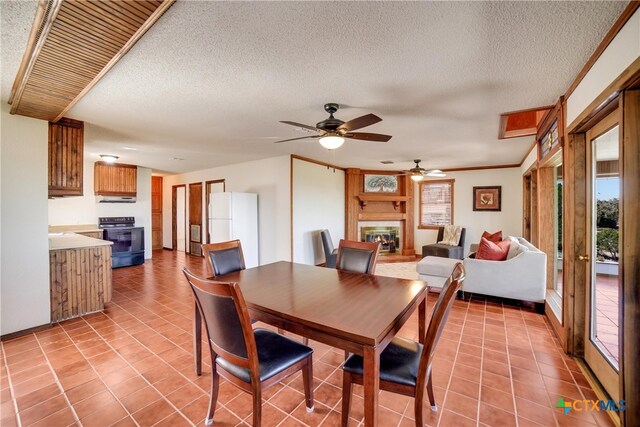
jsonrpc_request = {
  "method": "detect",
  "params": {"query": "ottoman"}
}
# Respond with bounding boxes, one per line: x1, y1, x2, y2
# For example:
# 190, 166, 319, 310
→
417, 256, 462, 290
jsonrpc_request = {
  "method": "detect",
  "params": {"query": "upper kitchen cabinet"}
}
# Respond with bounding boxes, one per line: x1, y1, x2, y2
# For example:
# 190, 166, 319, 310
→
48, 118, 83, 197
94, 162, 137, 196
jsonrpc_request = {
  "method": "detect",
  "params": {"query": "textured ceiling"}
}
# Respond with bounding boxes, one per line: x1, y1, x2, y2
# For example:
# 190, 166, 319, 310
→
1, 1, 627, 174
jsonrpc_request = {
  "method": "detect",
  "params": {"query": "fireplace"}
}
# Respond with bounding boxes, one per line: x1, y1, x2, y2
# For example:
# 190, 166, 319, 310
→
361, 226, 400, 254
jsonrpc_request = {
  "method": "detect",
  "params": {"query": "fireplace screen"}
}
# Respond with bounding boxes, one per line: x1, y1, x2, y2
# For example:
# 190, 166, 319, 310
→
361, 226, 400, 254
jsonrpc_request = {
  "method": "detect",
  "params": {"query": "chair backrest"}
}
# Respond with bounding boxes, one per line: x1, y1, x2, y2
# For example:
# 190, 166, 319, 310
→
336, 239, 380, 274
416, 263, 465, 389
183, 268, 258, 373
201, 240, 246, 277
320, 229, 335, 257
437, 226, 466, 248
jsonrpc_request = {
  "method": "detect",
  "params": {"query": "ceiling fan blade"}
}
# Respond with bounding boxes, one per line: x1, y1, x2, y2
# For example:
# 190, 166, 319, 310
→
280, 121, 319, 132
344, 132, 392, 142
338, 114, 382, 132
274, 135, 321, 143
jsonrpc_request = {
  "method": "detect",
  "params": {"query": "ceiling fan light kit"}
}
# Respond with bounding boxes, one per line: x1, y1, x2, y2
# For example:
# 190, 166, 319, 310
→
276, 103, 391, 149
399, 159, 446, 181
319, 135, 345, 149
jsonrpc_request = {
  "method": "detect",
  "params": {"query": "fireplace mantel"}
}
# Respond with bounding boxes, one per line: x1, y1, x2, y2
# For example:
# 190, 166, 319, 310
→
356, 194, 409, 210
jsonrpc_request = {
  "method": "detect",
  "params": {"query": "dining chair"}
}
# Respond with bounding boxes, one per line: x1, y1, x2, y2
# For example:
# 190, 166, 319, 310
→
341, 263, 466, 427
201, 239, 245, 277
336, 239, 380, 274
183, 268, 315, 426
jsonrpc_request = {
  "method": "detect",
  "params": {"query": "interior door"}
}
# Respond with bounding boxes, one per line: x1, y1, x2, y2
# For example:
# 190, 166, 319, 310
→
151, 176, 163, 249
189, 182, 203, 256
584, 111, 620, 401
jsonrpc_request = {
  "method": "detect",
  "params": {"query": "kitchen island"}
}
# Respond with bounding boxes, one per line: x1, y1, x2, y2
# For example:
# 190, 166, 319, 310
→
49, 233, 113, 322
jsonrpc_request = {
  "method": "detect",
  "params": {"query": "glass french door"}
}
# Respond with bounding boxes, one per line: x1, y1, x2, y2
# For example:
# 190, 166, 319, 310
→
584, 111, 620, 401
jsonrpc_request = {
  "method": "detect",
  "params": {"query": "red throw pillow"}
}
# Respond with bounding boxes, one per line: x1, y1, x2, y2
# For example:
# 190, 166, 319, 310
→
481, 230, 503, 243
475, 237, 510, 261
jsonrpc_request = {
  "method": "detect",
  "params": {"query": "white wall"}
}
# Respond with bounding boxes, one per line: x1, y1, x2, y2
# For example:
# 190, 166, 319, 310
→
414, 167, 523, 256
292, 159, 344, 265
567, 9, 640, 125
163, 156, 291, 265
48, 158, 153, 259
1, 105, 51, 335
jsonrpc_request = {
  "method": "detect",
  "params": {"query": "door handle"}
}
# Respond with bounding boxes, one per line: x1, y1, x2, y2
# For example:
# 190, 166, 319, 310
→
578, 254, 590, 261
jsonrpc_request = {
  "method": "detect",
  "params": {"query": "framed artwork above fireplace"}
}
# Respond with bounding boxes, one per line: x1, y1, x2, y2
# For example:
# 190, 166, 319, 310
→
364, 174, 398, 193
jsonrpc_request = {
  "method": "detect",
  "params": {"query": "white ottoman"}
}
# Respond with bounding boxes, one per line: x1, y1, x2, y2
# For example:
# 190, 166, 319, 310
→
416, 256, 462, 290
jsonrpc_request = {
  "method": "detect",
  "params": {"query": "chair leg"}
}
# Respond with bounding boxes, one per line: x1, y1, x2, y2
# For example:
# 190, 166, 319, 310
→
341, 372, 353, 427
303, 337, 309, 346
414, 385, 425, 427
426, 371, 436, 411
252, 388, 262, 427
205, 363, 220, 425
302, 358, 314, 412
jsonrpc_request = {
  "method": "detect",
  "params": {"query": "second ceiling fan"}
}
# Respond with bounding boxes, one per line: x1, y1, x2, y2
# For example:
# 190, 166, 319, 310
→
276, 103, 392, 149
398, 159, 446, 181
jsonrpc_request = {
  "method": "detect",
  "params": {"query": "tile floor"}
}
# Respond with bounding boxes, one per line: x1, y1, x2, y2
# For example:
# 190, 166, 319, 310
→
0, 252, 615, 427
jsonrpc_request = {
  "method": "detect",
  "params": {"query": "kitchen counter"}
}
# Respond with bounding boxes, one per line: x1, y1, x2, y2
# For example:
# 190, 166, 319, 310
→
49, 233, 113, 322
49, 232, 112, 251
48, 224, 102, 234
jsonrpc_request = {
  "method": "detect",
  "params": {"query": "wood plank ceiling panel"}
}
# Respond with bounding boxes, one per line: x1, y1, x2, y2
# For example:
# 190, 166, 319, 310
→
8, 0, 174, 122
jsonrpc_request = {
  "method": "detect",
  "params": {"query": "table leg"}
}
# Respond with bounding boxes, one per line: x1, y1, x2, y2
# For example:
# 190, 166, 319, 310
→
194, 302, 202, 376
419, 299, 426, 344
363, 346, 380, 427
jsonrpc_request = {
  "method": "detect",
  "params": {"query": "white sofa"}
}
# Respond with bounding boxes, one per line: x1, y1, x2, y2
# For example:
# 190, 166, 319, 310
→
463, 237, 546, 303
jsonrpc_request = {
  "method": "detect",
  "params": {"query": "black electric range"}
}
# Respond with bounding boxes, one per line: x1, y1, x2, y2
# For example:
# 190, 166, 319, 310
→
98, 217, 145, 268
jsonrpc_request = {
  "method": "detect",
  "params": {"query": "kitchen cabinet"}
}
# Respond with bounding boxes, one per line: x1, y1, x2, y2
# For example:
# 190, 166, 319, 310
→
94, 162, 137, 196
48, 118, 84, 197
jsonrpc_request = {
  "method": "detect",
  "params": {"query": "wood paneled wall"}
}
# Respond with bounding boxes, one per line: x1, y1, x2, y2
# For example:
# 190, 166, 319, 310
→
50, 245, 112, 322
537, 167, 556, 290
345, 169, 414, 256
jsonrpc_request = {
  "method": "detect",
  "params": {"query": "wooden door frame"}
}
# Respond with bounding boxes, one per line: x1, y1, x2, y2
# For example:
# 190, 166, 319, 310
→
172, 184, 187, 251
204, 179, 225, 245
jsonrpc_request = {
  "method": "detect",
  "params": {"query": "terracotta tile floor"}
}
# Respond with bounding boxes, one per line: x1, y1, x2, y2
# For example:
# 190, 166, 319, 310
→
1, 252, 615, 427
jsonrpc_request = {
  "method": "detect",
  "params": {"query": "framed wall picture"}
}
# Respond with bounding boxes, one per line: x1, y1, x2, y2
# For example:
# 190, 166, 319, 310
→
473, 186, 501, 211
364, 174, 398, 193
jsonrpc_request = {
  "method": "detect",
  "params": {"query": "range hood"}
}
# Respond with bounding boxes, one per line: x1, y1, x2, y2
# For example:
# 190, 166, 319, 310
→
97, 195, 137, 203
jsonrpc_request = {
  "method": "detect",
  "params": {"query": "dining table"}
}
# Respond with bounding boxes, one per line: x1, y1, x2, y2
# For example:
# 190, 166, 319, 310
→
193, 261, 428, 427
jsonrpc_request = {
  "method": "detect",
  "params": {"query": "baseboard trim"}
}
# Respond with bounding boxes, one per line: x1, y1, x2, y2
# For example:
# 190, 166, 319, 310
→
1, 323, 52, 341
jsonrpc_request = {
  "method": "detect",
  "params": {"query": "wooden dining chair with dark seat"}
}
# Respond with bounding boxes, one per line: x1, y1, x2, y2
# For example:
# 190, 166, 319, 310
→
201, 239, 246, 277
341, 262, 466, 427
183, 268, 315, 426
336, 239, 381, 275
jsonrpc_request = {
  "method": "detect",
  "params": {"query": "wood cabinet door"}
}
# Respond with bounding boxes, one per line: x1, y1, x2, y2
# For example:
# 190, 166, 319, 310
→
94, 162, 137, 196
48, 118, 83, 197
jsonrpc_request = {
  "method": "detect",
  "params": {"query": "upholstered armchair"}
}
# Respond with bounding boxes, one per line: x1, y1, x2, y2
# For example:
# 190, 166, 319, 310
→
320, 229, 338, 268
421, 227, 466, 260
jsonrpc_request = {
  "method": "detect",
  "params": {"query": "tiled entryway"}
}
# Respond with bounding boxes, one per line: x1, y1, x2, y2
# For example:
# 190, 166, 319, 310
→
1, 252, 614, 427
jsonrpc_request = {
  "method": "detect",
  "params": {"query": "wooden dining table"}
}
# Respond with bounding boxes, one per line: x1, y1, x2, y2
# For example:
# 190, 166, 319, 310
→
193, 261, 428, 427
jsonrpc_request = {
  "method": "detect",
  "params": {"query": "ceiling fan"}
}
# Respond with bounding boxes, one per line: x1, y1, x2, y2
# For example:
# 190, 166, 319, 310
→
398, 159, 446, 181
276, 103, 392, 149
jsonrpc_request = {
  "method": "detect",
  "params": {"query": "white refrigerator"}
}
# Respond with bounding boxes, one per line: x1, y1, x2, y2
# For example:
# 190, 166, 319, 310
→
208, 192, 259, 268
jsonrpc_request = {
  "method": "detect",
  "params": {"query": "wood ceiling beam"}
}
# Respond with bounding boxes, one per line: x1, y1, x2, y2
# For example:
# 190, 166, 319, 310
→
8, 0, 175, 122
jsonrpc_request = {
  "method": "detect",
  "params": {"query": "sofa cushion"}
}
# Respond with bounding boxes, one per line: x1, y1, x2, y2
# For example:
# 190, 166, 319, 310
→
476, 237, 510, 261
507, 237, 529, 259
481, 230, 502, 243
417, 256, 461, 277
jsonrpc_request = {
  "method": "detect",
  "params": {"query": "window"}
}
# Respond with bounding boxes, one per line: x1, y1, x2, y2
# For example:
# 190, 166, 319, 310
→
419, 179, 454, 228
